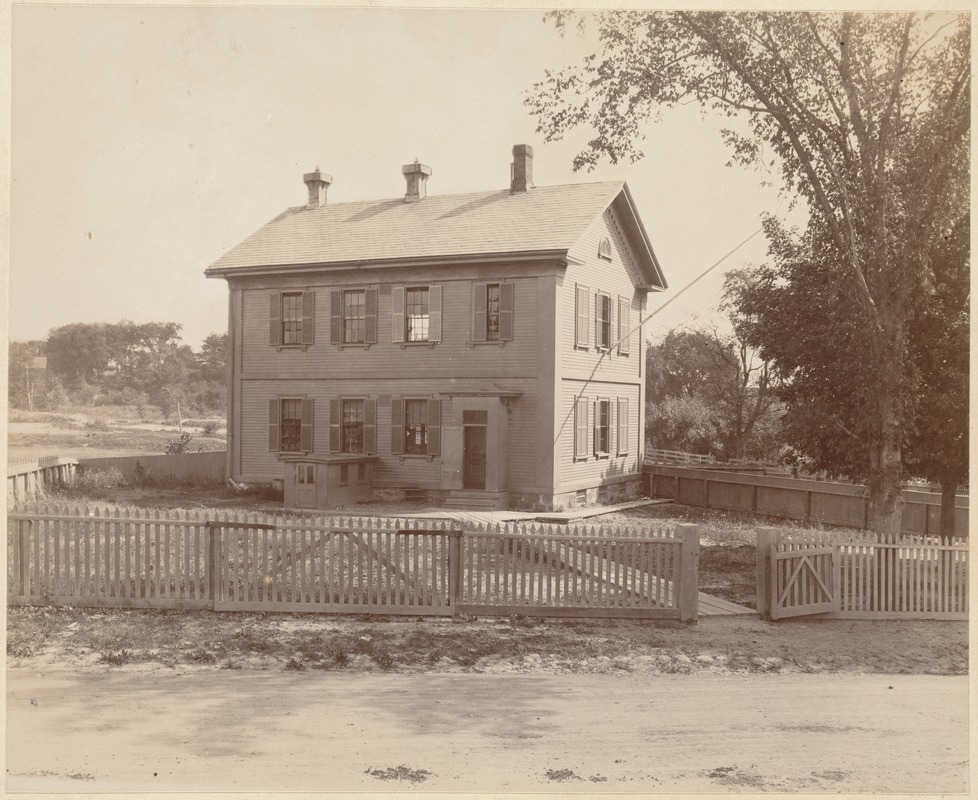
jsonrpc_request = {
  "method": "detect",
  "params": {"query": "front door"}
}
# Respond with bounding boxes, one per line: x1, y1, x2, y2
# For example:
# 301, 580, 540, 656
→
463, 425, 487, 490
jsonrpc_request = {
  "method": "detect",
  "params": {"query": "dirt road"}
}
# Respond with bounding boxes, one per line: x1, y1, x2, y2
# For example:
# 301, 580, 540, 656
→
6, 668, 967, 793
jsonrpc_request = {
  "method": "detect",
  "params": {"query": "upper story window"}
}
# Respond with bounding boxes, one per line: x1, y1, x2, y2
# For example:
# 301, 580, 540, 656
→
595, 292, 613, 350
486, 284, 500, 341
329, 288, 377, 345
392, 285, 442, 344
269, 291, 314, 347
281, 293, 303, 344
268, 397, 313, 453
405, 287, 430, 342
598, 237, 613, 261
472, 282, 514, 343
344, 290, 366, 343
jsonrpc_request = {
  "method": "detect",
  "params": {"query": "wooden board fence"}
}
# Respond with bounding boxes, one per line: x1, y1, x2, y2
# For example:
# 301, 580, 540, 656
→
7, 503, 700, 621
458, 521, 698, 620
757, 527, 968, 621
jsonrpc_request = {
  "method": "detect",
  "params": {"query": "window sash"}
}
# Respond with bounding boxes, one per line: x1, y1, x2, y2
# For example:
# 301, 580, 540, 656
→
405, 287, 430, 342
344, 290, 366, 343
404, 398, 428, 454
280, 399, 302, 452
281, 293, 303, 345
342, 399, 365, 452
594, 399, 610, 455
486, 284, 500, 341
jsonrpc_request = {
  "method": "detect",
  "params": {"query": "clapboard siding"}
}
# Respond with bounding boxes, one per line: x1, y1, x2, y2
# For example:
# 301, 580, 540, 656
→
562, 208, 645, 379
556, 379, 641, 491
238, 377, 541, 488
240, 274, 542, 378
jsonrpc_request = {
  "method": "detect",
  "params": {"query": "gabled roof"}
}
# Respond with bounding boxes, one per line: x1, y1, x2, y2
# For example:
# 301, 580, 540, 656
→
206, 180, 666, 289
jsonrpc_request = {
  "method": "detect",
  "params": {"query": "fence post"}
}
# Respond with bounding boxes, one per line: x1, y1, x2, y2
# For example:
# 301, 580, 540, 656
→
448, 530, 463, 615
207, 523, 221, 608
677, 524, 699, 623
756, 527, 778, 620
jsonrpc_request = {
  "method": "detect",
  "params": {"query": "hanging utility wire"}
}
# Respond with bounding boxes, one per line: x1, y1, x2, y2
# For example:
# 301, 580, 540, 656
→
553, 224, 766, 447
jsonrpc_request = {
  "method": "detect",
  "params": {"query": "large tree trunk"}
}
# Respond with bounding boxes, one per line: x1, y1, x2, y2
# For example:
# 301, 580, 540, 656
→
865, 386, 905, 537
939, 479, 958, 542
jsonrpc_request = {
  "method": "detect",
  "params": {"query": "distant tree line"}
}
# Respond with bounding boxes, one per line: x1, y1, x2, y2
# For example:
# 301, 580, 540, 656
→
9, 321, 227, 418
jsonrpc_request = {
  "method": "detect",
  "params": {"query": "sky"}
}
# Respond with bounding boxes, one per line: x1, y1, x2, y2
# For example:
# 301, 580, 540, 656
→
9, 4, 807, 351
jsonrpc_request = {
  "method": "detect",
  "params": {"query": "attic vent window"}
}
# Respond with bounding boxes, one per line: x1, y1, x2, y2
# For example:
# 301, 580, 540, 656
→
598, 238, 613, 261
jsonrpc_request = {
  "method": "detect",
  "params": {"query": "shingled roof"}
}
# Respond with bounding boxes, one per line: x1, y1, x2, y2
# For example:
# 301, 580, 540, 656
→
206, 180, 665, 288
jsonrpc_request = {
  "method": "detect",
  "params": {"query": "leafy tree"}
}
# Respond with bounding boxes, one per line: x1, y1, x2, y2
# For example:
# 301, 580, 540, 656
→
646, 319, 781, 461
197, 333, 228, 384
905, 213, 969, 538
528, 10, 969, 535
46, 323, 113, 385
646, 393, 720, 455
8, 340, 67, 411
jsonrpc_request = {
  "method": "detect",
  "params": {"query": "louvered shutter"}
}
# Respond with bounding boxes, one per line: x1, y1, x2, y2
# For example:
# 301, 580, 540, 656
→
300, 399, 314, 452
363, 399, 377, 453
390, 397, 403, 455
618, 297, 630, 355
328, 399, 341, 452
269, 294, 281, 346
617, 397, 629, 455
428, 286, 442, 342
472, 283, 488, 342
391, 287, 405, 343
576, 285, 590, 348
268, 398, 280, 451
499, 283, 514, 341
329, 291, 343, 344
365, 288, 378, 344
427, 398, 441, 456
575, 397, 588, 460
301, 291, 315, 345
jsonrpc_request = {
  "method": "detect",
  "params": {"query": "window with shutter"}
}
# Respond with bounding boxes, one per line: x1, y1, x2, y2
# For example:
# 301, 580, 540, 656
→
270, 291, 314, 347
270, 396, 308, 452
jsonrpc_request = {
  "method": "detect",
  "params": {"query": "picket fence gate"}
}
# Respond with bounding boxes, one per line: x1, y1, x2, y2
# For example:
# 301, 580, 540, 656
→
7, 503, 700, 621
756, 527, 968, 620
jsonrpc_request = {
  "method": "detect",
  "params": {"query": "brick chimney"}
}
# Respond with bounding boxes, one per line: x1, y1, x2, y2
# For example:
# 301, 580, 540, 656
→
511, 144, 534, 192
402, 161, 432, 202
303, 167, 332, 208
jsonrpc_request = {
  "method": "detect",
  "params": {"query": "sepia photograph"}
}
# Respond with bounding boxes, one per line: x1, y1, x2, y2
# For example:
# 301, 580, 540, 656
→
6, 1, 970, 796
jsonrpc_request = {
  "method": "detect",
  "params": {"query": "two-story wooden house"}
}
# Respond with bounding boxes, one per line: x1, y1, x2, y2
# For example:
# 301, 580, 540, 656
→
205, 145, 666, 510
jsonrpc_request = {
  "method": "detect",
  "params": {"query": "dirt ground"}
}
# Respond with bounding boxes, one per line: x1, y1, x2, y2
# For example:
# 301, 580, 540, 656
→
7, 606, 967, 676
6, 668, 969, 793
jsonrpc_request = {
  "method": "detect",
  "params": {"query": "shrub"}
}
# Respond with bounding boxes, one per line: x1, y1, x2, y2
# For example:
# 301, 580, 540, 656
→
199, 421, 222, 436
164, 433, 196, 454
56, 467, 125, 498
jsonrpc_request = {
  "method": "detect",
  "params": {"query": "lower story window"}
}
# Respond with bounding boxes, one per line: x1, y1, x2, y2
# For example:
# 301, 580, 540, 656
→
595, 399, 610, 455
280, 399, 302, 452
404, 399, 428, 454
342, 399, 365, 453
